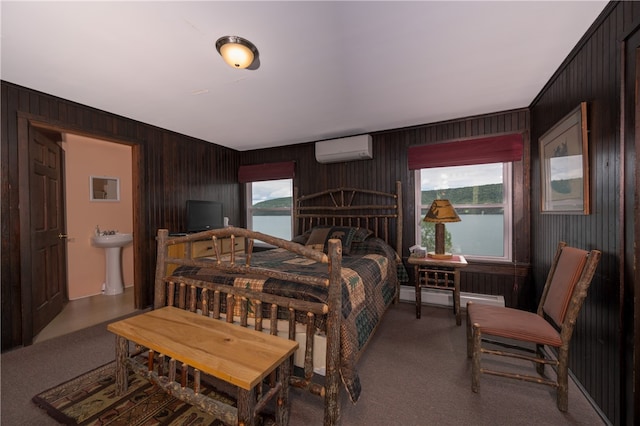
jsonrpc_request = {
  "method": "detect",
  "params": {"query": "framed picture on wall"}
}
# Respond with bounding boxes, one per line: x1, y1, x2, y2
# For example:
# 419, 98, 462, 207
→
539, 102, 590, 214
90, 176, 120, 201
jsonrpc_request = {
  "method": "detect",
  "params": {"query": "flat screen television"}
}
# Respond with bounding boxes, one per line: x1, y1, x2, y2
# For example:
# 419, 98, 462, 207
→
185, 200, 224, 232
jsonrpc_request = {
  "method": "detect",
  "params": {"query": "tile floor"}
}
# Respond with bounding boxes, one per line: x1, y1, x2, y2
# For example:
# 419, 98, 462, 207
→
33, 286, 138, 344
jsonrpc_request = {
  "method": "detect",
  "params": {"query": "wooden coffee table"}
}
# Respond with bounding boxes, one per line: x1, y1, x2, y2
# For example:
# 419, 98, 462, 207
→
107, 306, 299, 426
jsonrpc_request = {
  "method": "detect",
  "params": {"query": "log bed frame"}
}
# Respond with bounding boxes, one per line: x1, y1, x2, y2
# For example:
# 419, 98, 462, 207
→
154, 182, 402, 425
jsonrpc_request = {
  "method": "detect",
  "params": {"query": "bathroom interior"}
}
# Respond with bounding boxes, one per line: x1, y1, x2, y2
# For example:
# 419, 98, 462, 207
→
34, 134, 137, 343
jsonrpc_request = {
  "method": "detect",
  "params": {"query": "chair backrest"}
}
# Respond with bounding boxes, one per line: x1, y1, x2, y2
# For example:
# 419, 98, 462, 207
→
538, 242, 601, 328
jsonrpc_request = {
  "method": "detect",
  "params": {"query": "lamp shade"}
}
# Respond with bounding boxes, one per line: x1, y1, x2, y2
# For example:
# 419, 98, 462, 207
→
215, 36, 258, 69
423, 199, 461, 223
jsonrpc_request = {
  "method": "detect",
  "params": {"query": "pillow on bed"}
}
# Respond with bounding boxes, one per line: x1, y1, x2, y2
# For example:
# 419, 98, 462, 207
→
305, 226, 357, 254
295, 226, 371, 245
291, 226, 325, 245
291, 234, 309, 244
352, 227, 373, 243
305, 227, 333, 251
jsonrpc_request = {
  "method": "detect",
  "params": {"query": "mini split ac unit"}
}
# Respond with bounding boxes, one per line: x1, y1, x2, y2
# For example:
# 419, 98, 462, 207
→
315, 134, 373, 164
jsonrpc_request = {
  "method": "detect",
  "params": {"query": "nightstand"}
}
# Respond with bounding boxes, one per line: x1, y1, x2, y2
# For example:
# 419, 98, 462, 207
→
408, 254, 468, 325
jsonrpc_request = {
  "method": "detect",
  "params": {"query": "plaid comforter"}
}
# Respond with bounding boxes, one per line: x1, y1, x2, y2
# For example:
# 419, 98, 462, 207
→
172, 237, 399, 402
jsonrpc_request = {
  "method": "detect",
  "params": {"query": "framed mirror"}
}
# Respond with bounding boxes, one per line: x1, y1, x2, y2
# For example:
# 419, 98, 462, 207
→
90, 176, 120, 201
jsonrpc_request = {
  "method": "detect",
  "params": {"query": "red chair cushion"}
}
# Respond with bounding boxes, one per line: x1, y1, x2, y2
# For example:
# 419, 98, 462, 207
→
468, 303, 562, 347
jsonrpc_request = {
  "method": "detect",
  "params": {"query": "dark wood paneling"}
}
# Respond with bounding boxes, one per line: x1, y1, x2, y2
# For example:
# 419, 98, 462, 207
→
530, 3, 637, 424
1, 82, 240, 350
461, 263, 530, 309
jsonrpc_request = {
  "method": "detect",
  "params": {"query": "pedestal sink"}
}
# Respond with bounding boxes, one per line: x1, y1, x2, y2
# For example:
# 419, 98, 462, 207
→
91, 233, 133, 295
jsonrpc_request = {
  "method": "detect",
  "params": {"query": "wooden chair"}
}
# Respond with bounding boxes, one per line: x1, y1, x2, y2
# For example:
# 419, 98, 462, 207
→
466, 241, 601, 412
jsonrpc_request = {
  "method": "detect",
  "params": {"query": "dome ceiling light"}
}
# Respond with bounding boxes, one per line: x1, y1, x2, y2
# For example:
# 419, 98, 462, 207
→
215, 35, 259, 69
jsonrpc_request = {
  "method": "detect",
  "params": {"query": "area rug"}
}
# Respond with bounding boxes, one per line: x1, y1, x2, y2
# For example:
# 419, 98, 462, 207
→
32, 360, 275, 426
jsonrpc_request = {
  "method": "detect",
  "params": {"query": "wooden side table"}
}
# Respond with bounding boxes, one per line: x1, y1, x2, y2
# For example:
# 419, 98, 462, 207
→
408, 254, 468, 325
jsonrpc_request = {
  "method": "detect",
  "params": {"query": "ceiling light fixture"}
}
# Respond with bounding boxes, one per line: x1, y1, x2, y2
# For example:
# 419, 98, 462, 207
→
215, 35, 258, 69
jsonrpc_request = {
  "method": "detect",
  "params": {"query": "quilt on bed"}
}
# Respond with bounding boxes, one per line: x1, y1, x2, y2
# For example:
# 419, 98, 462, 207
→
170, 237, 398, 402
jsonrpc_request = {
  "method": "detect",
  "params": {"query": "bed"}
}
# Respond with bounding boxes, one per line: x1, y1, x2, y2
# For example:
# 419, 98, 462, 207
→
154, 182, 405, 425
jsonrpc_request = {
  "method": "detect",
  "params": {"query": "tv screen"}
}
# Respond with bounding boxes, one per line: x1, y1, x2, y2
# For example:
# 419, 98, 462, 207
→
186, 200, 224, 232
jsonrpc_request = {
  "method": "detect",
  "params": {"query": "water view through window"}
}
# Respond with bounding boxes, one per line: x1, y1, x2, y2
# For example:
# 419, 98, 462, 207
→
419, 163, 510, 259
249, 179, 293, 240
252, 215, 292, 240
421, 211, 504, 257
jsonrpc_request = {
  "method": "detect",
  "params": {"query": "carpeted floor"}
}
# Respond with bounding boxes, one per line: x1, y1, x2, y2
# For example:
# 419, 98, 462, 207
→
2, 302, 607, 425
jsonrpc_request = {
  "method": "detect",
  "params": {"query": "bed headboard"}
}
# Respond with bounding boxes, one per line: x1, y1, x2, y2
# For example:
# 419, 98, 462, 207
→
293, 181, 403, 257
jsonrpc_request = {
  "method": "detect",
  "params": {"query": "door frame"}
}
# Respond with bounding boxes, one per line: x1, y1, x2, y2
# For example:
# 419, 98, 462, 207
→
621, 33, 640, 424
17, 112, 146, 344
631, 41, 640, 426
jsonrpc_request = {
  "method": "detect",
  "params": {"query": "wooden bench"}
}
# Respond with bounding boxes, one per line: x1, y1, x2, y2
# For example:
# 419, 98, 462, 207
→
107, 306, 299, 426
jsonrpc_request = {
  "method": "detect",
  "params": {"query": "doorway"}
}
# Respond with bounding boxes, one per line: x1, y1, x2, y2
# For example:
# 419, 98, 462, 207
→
62, 134, 134, 300
18, 115, 145, 345
33, 133, 137, 342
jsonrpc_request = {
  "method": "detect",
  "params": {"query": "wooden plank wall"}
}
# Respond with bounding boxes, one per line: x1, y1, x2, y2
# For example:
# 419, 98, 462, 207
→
240, 109, 532, 309
529, 3, 635, 425
1, 81, 240, 350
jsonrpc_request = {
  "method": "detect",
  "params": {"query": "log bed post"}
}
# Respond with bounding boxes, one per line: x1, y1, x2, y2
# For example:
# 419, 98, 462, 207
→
293, 186, 300, 237
324, 238, 342, 426
395, 180, 403, 259
155, 229, 169, 309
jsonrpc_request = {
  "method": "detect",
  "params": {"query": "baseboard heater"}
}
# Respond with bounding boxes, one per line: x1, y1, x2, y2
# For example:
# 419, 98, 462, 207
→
399, 287, 505, 308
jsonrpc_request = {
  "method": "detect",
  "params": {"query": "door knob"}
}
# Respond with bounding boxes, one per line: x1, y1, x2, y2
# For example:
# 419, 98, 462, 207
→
58, 233, 68, 239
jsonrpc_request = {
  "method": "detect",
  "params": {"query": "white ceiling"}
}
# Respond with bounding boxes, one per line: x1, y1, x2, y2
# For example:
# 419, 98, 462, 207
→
1, 1, 607, 151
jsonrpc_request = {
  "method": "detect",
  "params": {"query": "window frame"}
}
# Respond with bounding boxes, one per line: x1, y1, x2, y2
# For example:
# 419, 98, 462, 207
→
414, 163, 513, 262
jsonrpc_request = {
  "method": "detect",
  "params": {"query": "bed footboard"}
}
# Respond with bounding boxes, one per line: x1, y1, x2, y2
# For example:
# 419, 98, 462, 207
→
154, 228, 343, 425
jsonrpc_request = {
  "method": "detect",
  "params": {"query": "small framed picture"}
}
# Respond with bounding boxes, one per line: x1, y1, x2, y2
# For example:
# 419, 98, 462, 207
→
539, 102, 589, 214
90, 176, 120, 202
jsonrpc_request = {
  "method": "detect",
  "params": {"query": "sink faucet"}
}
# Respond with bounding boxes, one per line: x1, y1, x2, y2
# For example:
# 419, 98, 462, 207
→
95, 225, 120, 236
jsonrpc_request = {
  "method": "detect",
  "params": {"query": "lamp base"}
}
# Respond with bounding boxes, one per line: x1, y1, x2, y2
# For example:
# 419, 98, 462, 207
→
427, 252, 453, 260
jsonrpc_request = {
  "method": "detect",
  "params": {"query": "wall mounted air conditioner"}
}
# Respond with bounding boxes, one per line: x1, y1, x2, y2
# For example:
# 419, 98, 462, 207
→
315, 134, 373, 163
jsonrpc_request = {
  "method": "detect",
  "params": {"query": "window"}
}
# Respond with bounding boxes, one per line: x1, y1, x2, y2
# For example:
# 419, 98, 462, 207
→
415, 163, 512, 261
246, 179, 293, 240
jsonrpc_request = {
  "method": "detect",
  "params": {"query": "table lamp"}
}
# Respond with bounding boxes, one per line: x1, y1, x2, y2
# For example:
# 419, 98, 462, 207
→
423, 199, 461, 259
